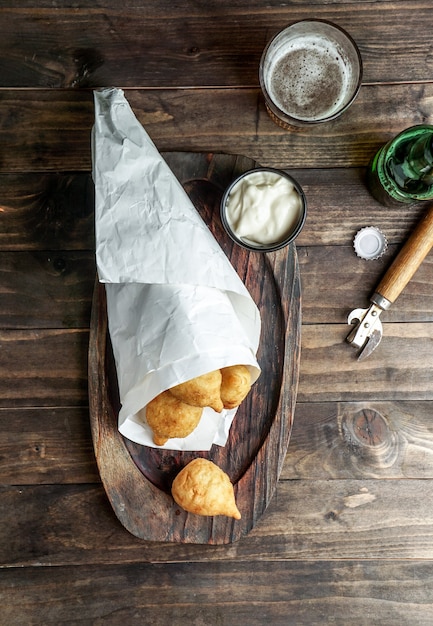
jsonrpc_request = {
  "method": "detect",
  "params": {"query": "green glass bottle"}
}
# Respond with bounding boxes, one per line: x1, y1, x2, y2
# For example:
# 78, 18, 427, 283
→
367, 124, 433, 206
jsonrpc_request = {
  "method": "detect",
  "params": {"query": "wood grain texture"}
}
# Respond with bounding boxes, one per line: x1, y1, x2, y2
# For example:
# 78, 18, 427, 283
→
0, 407, 99, 485
0, 251, 95, 328
1, 560, 432, 626
2, 324, 433, 412
3, 168, 433, 251
2, 480, 433, 566
298, 322, 433, 402
1, 400, 433, 486
0, 3, 432, 87
0, 172, 95, 250
1, 0, 417, 8
0, 329, 88, 407
299, 242, 433, 324
284, 401, 433, 480
0, 83, 432, 173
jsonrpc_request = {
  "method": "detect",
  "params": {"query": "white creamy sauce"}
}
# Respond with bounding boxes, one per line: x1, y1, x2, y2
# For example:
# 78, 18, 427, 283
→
225, 171, 302, 246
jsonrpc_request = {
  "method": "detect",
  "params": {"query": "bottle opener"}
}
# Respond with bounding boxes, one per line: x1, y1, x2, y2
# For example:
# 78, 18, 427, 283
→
346, 203, 433, 360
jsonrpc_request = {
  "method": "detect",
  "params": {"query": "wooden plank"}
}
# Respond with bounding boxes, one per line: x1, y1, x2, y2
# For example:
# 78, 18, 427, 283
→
0, 329, 88, 407
1, 479, 433, 565
299, 243, 433, 324
2, 400, 433, 486
1, 560, 432, 625
283, 401, 433, 480
2, 396, 433, 486
0, 84, 432, 173
4, 242, 433, 330
294, 170, 433, 248
1, 321, 432, 409
5, 242, 433, 329
298, 322, 433, 402
0, 172, 95, 250
3, 168, 432, 251
0, 251, 95, 328
3, 0, 410, 8
0, 407, 99, 485
0, 3, 432, 87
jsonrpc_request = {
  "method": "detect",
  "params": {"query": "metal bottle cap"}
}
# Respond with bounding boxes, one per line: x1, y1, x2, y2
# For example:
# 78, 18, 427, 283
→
353, 226, 387, 260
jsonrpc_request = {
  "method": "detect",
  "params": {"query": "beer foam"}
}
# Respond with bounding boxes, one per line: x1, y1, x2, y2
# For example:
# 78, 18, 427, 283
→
266, 35, 352, 121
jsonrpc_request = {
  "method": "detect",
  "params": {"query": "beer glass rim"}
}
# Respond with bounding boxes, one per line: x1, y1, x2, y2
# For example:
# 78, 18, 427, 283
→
259, 18, 363, 126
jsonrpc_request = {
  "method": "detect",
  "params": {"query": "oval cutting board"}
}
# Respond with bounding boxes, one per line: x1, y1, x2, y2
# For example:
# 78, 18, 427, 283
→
88, 152, 301, 544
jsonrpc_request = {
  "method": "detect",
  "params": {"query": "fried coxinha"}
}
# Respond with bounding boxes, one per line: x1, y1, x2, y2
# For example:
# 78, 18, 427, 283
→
140, 365, 252, 446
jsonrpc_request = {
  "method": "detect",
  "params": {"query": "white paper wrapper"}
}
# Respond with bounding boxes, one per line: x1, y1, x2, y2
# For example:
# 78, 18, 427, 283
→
92, 87, 261, 450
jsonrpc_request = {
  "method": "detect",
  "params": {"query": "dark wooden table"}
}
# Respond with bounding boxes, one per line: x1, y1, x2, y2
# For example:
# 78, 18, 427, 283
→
2, 2, 433, 624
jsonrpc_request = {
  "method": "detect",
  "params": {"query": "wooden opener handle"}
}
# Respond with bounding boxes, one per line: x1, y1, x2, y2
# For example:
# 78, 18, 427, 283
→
376, 203, 433, 304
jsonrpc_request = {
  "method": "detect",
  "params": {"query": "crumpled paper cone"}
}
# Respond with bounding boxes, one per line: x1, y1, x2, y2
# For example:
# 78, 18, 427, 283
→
92, 87, 261, 450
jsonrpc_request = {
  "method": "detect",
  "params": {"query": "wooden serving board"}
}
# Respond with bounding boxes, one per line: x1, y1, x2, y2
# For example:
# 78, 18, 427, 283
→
88, 152, 301, 544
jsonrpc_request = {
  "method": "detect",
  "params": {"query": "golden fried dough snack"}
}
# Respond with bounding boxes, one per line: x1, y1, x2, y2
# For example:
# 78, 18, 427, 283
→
171, 458, 241, 519
220, 364, 251, 409
146, 390, 203, 446
170, 369, 224, 413
143, 363, 253, 446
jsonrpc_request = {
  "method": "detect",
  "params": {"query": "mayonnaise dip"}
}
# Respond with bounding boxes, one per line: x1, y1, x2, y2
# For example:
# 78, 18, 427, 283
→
224, 170, 304, 246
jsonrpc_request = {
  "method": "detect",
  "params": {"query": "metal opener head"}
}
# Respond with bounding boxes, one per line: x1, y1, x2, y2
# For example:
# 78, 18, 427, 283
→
346, 303, 383, 360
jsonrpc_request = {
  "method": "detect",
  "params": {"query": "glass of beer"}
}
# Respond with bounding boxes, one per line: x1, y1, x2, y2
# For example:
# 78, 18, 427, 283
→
259, 19, 363, 128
